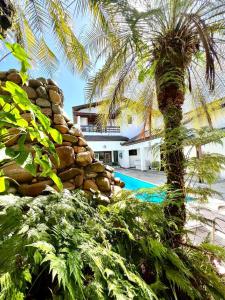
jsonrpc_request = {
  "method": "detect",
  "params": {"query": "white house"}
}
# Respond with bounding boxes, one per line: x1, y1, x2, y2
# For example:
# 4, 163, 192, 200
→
73, 99, 225, 178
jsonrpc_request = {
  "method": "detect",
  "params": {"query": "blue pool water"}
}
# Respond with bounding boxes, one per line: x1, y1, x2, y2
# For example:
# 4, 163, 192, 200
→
114, 171, 164, 202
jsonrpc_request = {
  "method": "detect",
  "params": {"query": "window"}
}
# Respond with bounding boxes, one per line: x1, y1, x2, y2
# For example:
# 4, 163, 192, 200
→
127, 115, 132, 124
129, 149, 137, 156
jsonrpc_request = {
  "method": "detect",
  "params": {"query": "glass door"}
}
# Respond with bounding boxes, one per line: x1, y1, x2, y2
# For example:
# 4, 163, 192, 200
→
104, 152, 112, 164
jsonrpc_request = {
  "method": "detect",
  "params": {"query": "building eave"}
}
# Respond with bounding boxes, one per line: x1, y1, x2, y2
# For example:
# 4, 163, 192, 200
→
73, 101, 104, 111
85, 135, 129, 142
73, 111, 98, 117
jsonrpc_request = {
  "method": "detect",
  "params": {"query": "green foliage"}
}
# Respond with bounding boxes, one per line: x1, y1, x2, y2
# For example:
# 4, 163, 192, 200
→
83, 1, 225, 239
0, 38, 62, 192
4, 41, 30, 82
0, 191, 225, 299
187, 153, 225, 185
0, 191, 156, 300
1, 0, 92, 75
152, 126, 225, 201
85, 1, 225, 110
151, 161, 160, 170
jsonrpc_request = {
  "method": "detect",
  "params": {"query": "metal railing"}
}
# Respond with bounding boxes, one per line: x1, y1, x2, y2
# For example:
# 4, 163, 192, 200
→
80, 125, 120, 133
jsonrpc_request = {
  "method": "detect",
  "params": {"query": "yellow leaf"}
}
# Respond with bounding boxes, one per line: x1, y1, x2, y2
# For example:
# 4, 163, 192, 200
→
0, 176, 6, 192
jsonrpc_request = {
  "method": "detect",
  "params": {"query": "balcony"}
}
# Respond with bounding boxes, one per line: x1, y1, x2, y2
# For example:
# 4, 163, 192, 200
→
80, 125, 120, 134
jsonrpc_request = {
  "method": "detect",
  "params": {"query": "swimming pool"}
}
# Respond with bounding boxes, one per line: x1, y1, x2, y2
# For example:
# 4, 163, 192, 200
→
114, 171, 164, 202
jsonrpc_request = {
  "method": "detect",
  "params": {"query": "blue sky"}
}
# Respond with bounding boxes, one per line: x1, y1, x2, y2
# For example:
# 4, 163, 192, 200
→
0, 15, 95, 120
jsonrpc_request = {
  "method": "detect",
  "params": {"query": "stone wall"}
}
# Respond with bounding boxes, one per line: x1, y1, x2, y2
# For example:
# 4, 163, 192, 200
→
0, 70, 124, 203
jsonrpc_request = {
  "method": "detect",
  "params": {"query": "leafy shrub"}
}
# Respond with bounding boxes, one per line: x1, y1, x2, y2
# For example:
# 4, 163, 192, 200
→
151, 161, 160, 170
0, 38, 62, 192
0, 191, 156, 299
0, 190, 225, 299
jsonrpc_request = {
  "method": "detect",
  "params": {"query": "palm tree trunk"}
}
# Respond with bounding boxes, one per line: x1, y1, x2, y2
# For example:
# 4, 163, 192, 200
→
0, 0, 14, 35
155, 65, 186, 247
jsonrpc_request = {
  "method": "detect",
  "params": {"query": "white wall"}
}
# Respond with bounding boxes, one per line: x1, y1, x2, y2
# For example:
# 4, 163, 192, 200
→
77, 106, 144, 139
129, 149, 140, 167
88, 140, 124, 152
78, 107, 117, 126
118, 150, 130, 168
120, 112, 143, 138
117, 140, 153, 170
79, 107, 98, 113
120, 124, 142, 139
90, 134, 225, 177
183, 137, 225, 179
80, 117, 88, 125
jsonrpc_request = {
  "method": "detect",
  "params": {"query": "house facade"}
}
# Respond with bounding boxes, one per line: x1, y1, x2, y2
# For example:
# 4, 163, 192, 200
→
72, 102, 167, 171
72, 100, 225, 179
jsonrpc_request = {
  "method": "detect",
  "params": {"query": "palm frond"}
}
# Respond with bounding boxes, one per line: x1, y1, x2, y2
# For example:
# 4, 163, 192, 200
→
37, 38, 59, 76
24, 0, 49, 36
47, 0, 89, 73
9, 0, 90, 74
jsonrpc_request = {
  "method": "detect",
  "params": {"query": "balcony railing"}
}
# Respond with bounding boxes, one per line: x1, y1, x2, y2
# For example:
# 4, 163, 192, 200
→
81, 125, 120, 133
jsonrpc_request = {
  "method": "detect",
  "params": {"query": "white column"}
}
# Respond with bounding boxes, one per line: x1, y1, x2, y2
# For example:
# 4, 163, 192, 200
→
140, 147, 147, 171
111, 151, 114, 163
124, 150, 130, 168
77, 116, 81, 129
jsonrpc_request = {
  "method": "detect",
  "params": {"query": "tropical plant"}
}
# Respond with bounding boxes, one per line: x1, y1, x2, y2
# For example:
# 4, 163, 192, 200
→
151, 161, 160, 170
0, 190, 225, 299
184, 127, 225, 187
0, 0, 92, 75
146, 126, 225, 202
0, 191, 156, 300
0, 37, 62, 192
84, 0, 225, 245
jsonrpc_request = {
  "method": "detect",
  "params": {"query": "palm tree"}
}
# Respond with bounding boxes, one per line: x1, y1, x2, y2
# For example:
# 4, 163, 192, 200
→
0, 0, 102, 75
85, 0, 225, 246
0, 0, 15, 36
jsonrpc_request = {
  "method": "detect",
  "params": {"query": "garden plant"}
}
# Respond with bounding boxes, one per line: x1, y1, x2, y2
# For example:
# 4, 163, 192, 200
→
0, 37, 63, 193
0, 1, 225, 299
84, 0, 225, 245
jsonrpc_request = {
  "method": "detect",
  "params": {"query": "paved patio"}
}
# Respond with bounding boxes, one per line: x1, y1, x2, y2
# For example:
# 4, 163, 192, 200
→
115, 168, 225, 200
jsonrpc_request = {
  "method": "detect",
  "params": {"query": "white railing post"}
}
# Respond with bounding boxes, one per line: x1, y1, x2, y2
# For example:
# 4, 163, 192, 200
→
212, 220, 216, 243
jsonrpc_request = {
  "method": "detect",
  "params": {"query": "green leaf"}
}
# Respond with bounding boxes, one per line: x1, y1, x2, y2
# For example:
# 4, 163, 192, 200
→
22, 269, 32, 283
49, 172, 63, 191
49, 128, 62, 144
34, 251, 43, 265
28, 241, 56, 254
5, 42, 31, 79
32, 106, 51, 129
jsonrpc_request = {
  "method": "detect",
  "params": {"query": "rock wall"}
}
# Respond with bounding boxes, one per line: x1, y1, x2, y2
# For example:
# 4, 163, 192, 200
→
0, 70, 124, 202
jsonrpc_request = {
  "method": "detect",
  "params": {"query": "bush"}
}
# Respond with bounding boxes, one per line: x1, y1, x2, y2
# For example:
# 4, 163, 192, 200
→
151, 161, 160, 170
0, 38, 63, 193
0, 190, 225, 299
0, 191, 155, 299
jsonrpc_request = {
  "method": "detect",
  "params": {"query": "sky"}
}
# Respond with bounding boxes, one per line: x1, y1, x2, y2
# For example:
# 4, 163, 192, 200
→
0, 15, 93, 121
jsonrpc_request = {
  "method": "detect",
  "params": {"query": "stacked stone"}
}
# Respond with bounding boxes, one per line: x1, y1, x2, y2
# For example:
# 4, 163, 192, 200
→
0, 70, 124, 203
